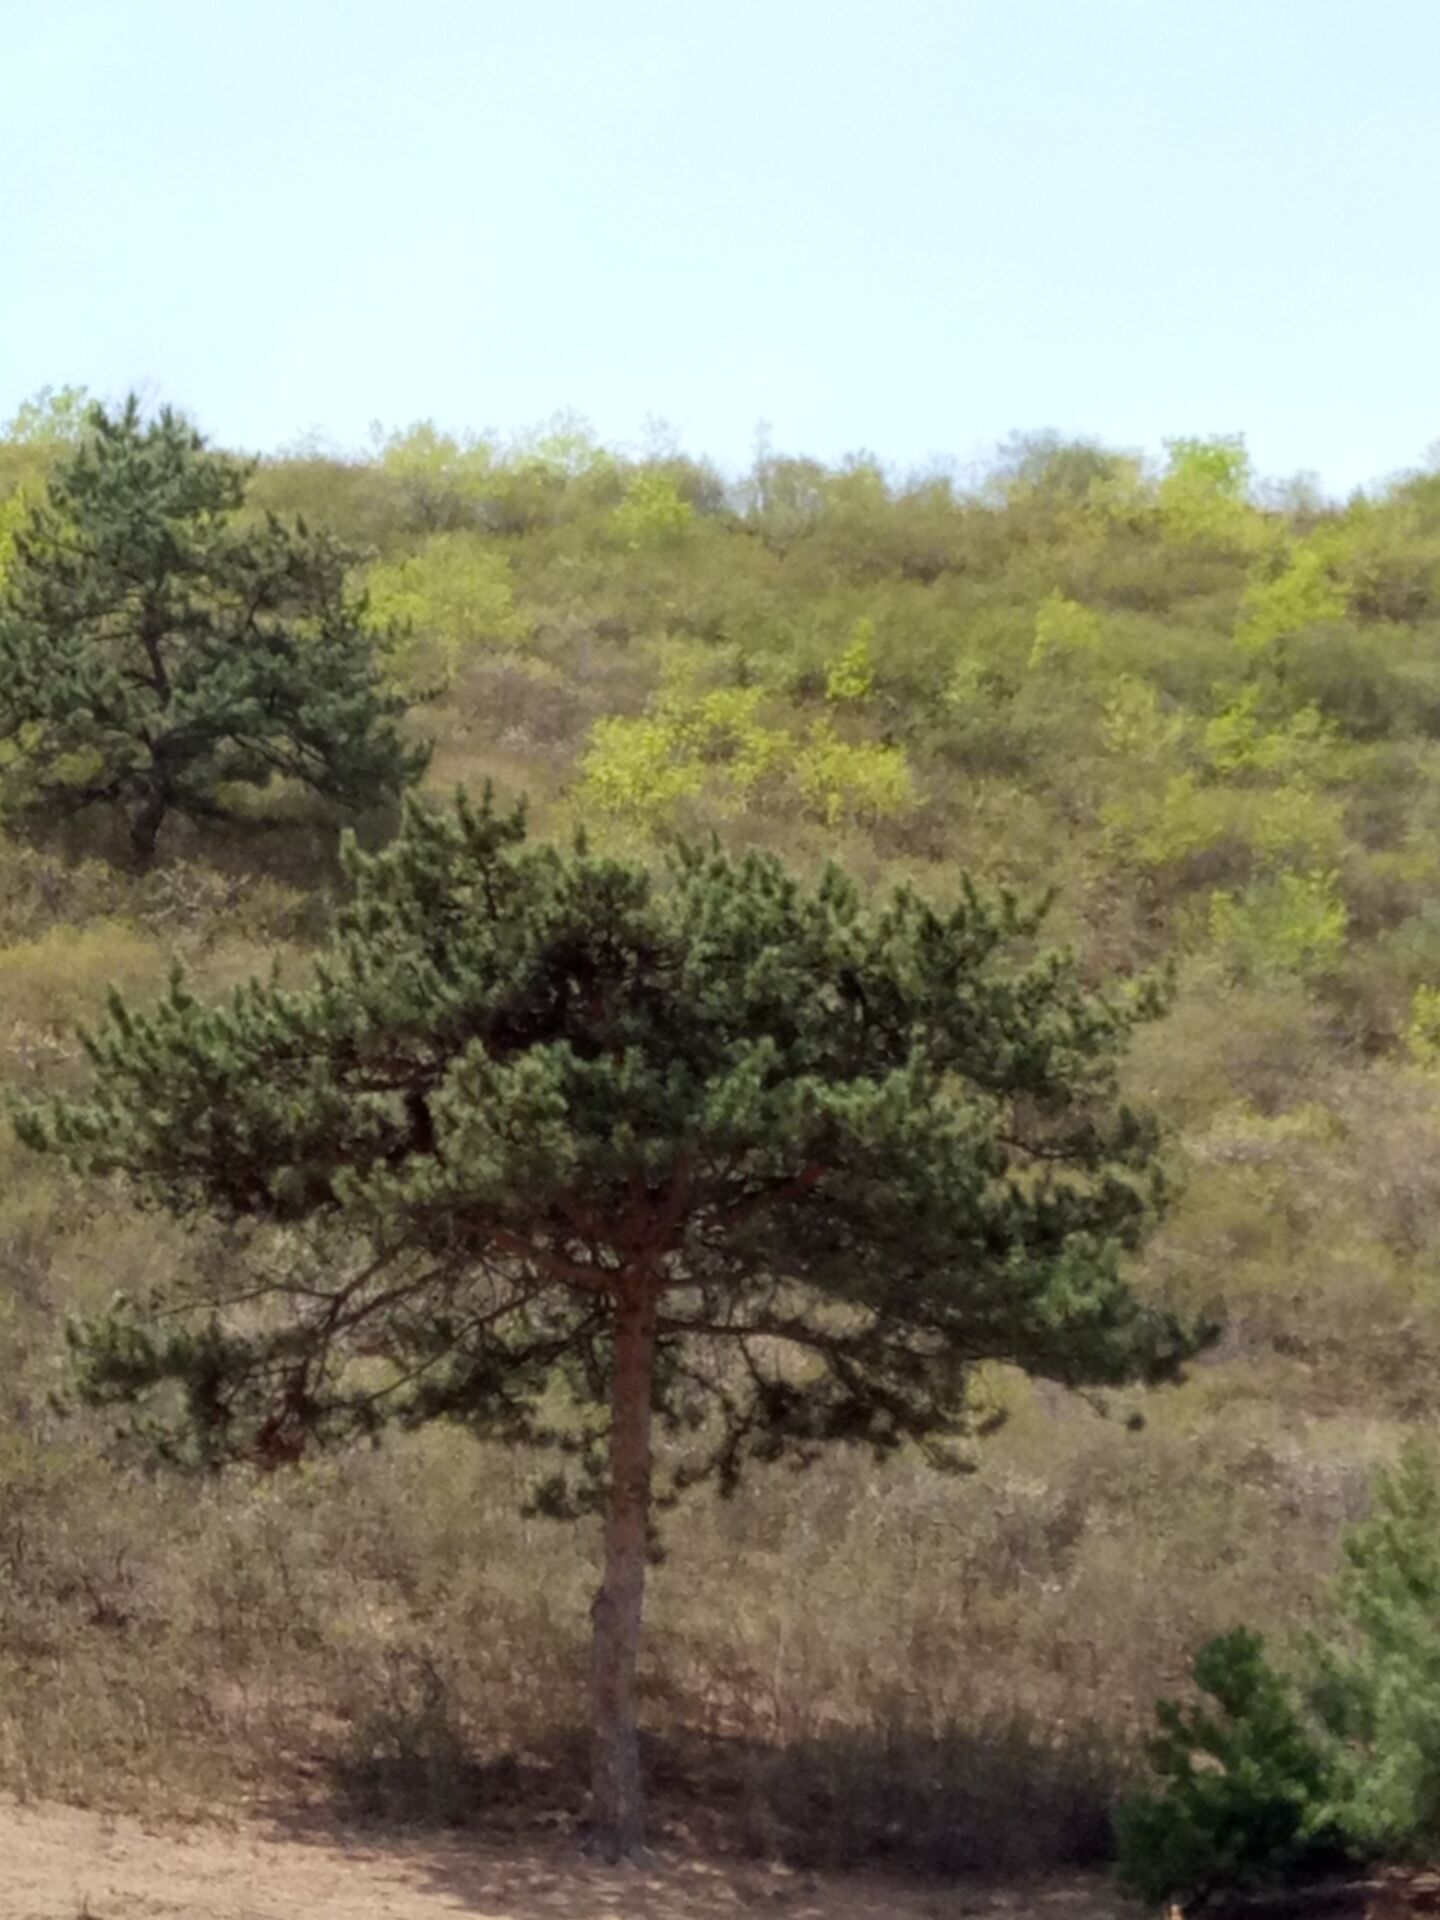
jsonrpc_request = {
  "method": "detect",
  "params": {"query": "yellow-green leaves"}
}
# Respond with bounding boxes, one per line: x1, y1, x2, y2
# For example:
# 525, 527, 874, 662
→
367, 533, 528, 692
1208, 870, 1347, 982
579, 680, 783, 827
580, 715, 706, 825
0, 489, 29, 588
793, 721, 912, 826
1029, 592, 1101, 669
1405, 986, 1440, 1069
612, 472, 694, 549
1158, 436, 1263, 551
578, 670, 913, 832
1237, 543, 1345, 653
825, 618, 877, 701
1203, 686, 1333, 778
371, 420, 494, 523
1099, 674, 1347, 942
1102, 679, 1186, 761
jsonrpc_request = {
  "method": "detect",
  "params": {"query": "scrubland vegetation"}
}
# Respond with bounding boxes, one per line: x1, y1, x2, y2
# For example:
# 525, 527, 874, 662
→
5, 389, 1440, 1886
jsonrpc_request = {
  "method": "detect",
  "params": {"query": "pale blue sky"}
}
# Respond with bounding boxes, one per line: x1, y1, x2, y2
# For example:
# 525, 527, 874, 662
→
5, 0, 1438, 493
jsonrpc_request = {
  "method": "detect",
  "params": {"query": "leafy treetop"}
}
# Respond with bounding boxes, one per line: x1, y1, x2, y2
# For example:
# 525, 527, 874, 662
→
19, 788, 1202, 1472
14, 788, 1208, 1852
0, 397, 425, 863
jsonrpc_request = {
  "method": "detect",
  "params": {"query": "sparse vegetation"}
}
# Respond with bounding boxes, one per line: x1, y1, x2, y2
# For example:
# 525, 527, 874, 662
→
4, 394, 1440, 1882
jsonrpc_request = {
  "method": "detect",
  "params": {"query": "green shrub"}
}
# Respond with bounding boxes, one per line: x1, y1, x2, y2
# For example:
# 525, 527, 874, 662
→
1114, 1628, 1348, 1905
825, 616, 877, 701
1208, 869, 1348, 983
792, 720, 914, 825
1311, 1442, 1440, 1861
1158, 436, 1265, 554
611, 471, 695, 548
1236, 542, 1345, 656
1028, 590, 1101, 668
366, 532, 528, 692
1121, 1448, 1440, 1900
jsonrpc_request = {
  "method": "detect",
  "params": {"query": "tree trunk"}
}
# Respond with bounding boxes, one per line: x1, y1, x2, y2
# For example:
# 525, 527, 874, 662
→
128, 789, 168, 869
589, 1283, 658, 1860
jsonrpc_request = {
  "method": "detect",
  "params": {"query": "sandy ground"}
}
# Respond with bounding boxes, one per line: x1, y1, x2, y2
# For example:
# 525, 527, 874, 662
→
0, 1798, 1127, 1920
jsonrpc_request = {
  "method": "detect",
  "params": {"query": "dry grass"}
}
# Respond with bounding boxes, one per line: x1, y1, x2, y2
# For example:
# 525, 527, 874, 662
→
0, 821, 1429, 1878
3, 451, 1440, 1881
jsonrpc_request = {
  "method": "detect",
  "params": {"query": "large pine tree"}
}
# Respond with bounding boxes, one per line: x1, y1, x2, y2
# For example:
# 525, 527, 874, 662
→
0, 397, 425, 864
15, 791, 1208, 1854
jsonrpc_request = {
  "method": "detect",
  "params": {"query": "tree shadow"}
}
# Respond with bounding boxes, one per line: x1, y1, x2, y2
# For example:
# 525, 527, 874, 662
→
264, 1715, 1124, 1909
8, 789, 399, 897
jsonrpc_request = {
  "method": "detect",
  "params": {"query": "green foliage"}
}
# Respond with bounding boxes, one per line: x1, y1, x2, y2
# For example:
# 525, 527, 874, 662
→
1336, 497, 1440, 625
369, 419, 495, 531
578, 676, 787, 827
578, 711, 707, 824
1202, 686, 1334, 779
793, 720, 914, 826
1100, 677, 1186, 762
1310, 1443, 1440, 1860
826, 617, 877, 701
1237, 542, 1346, 654
1095, 674, 1350, 937
1158, 435, 1262, 551
578, 675, 912, 830
0, 385, 94, 585
4, 384, 93, 448
11, 397, 1440, 1864
12, 784, 1209, 1850
990, 431, 1128, 509
509, 409, 611, 480
0, 398, 425, 863
17, 787, 1202, 1481
1114, 1629, 1347, 1905
1208, 870, 1347, 983
0, 490, 26, 586
1405, 983, 1440, 1067
1028, 591, 1101, 668
366, 531, 528, 692
611, 471, 695, 548
1123, 1447, 1440, 1898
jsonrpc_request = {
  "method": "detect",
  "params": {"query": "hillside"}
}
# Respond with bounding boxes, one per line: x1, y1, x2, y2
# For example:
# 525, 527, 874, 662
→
3, 392, 1440, 1874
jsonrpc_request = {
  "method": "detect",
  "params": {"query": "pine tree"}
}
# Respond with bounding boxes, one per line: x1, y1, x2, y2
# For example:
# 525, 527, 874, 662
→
14, 790, 1209, 1855
0, 397, 425, 865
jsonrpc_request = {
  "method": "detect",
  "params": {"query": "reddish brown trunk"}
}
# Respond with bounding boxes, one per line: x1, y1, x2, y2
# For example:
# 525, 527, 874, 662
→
589, 1283, 657, 1859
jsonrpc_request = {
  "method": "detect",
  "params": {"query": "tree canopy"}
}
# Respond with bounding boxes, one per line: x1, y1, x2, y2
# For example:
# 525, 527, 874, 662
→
16, 788, 1206, 1853
0, 398, 424, 863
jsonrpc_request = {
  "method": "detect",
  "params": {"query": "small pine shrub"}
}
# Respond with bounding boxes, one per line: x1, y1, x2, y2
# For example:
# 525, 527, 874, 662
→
1114, 1629, 1348, 1906
1311, 1442, 1440, 1862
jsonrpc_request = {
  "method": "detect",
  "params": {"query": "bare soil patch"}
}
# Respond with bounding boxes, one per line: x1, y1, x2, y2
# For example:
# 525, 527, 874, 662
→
0, 1797, 1126, 1919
